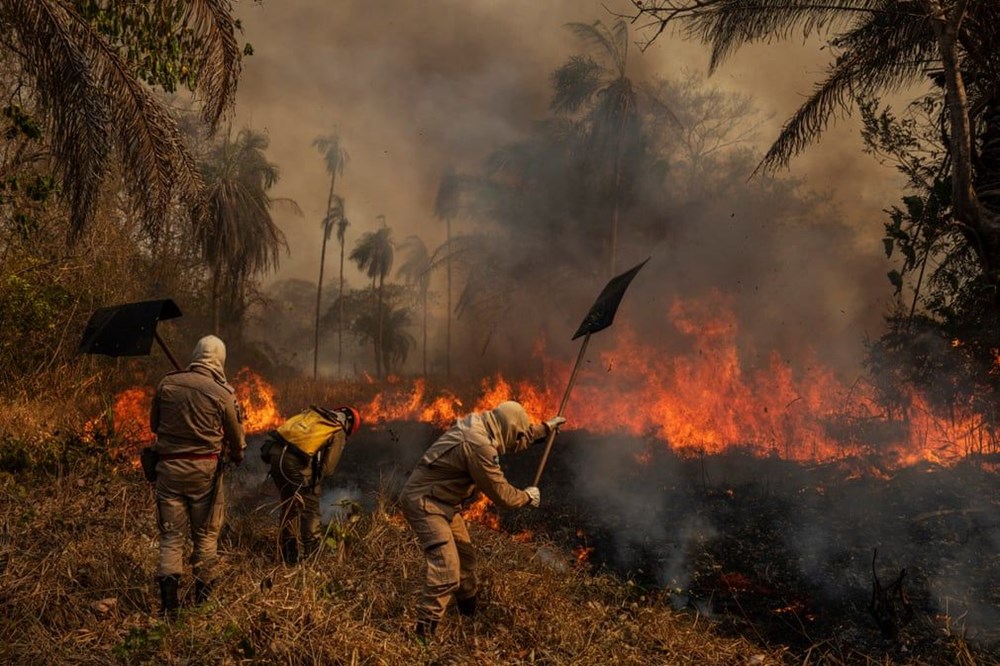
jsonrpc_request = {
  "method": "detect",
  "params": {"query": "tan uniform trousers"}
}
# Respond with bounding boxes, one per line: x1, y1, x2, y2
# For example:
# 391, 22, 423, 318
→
402, 498, 477, 622
155, 458, 224, 581
271, 446, 322, 552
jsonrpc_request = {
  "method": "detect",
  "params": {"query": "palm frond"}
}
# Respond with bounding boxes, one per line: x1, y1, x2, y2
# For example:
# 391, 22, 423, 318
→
678, 0, 892, 72
550, 55, 603, 114
565, 20, 628, 75
322, 193, 346, 242
758, 7, 935, 172
350, 226, 394, 282
4, 0, 112, 237
434, 167, 463, 220
336, 215, 350, 245
313, 134, 350, 176
179, 0, 242, 129
198, 126, 288, 288
396, 235, 431, 287
0, 0, 243, 239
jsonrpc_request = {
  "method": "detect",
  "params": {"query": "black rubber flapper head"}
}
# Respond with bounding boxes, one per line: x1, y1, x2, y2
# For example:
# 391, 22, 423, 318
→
78, 299, 182, 357
572, 258, 650, 340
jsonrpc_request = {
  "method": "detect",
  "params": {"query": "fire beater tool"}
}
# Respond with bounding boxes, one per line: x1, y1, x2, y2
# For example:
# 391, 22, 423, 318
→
78, 299, 184, 371
532, 257, 650, 486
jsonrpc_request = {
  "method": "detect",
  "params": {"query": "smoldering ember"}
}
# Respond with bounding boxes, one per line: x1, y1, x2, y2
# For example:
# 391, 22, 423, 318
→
3, 2, 1000, 665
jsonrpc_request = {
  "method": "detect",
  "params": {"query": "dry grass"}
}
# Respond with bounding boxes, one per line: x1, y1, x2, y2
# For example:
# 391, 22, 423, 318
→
0, 448, 989, 665
0, 455, 788, 666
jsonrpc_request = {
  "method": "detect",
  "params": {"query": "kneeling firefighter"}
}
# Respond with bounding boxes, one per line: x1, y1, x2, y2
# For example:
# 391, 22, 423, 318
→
262, 405, 361, 564
399, 400, 565, 638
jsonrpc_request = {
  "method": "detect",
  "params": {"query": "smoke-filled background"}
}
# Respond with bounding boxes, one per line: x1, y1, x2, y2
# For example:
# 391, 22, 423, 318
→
218, 0, 1000, 650
231, 0, 901, 379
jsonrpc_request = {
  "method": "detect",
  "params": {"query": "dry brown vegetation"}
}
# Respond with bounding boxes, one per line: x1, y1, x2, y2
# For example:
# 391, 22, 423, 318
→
0, 440, 988, 666
0, 454, 776, 665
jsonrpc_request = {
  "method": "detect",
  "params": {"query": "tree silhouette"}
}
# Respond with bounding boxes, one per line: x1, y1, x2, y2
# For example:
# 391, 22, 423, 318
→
336, 200, 351, 377
353, 302, 416, 376
349, 221, 394, 379
1, 0, 242, 239
552, 18, 646, 275
312, 134, 350, 379
396, 235, 432, 376
434, 168, 462, 378
631, 1, 1000, 281
198, 128, 293, 335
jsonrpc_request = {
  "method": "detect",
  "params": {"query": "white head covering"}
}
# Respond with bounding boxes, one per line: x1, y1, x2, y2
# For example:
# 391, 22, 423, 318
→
488, 401, 533, 455
188, 335, 227, 384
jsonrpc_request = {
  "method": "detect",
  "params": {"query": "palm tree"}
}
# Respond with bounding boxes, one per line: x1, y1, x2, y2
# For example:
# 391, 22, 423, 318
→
349, 221, 394, 379
1, 1, 241, 239
312, 134, 349, 379
314, 194, 347, 377
396, 235, 432, 376
380, 305, 417, 375
335, 204, 351, 377
551, 18, 646, 276
630, 1, 1000, 280
198, 128, 293, 335
434, 168, 462, 378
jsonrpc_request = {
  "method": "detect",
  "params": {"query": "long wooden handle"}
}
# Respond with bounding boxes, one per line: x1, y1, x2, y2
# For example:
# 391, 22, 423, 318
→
532, 333, 591, 486
154, 330, 183, 371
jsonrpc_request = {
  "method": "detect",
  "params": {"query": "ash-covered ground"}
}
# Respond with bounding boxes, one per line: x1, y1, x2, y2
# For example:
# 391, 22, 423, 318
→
230, 423, 1000, 660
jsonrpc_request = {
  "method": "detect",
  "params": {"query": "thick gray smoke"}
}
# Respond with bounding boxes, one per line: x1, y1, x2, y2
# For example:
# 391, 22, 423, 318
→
234, 0, 898, 381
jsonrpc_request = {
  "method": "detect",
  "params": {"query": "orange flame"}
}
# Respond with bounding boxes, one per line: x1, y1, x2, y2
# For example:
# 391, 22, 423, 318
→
355, 292, 996, 469
573, 528, 594, 565
90, 369, 285, 453
89, 292, 998, 473
111, 387, 156, 445
462, 494, 501, 531
233, 368, 283, 433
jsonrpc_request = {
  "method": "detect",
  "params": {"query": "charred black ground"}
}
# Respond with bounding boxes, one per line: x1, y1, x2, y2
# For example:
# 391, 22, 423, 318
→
296, 423, 1000, 662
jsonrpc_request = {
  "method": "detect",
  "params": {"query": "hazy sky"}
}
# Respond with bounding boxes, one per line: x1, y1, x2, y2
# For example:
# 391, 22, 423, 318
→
233, 0, 903, 285
225, 0, 924, 379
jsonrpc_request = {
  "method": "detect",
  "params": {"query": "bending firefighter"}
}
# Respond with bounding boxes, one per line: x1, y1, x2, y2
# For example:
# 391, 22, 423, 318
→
150, 335, 245, 618
400, 400, 565, 638
262, 405, 361, 565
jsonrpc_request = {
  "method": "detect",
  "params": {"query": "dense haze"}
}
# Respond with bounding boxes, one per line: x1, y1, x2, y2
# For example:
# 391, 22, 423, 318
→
231, 0, 907, 378
224, 2, 1000, 645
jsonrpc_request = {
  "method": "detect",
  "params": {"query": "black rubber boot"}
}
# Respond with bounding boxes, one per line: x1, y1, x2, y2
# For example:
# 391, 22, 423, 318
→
456, 595, 478, 617
194, 579, 212, 605
158, 575, 180, 620
415, 618, 438, 643
301, 539, 318, 561
281, 538, 299, 566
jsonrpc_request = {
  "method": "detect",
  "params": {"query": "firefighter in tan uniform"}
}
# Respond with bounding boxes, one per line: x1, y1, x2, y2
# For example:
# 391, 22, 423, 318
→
400, 400, 565, 637
261, 405, 361, 565
150, 335, 245, 618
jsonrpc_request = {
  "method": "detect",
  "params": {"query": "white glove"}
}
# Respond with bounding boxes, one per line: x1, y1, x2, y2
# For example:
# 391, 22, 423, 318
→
545, 416, 567, 433
525, 486, 541, 508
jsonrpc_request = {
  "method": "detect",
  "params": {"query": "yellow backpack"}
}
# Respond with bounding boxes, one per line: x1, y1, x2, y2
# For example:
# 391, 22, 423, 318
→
277, 406, 344, 456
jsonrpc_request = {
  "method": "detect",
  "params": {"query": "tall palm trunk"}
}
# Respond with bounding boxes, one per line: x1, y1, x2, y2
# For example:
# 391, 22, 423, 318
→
445, 216, 452, 379
422, 284, 428, 377
338, 235, 345, 377
370, 276, 378, 377
314, 172, 337, 380
609, 80, 630, 278
210, 258, 222, 335
377, 273, 385, 379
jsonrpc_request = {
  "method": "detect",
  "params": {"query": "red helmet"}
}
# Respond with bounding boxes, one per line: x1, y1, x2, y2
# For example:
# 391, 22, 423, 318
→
337, 406, 361, 436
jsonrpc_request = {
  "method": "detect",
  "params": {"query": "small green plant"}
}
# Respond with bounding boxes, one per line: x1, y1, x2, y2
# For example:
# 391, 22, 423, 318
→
114, 625, 165, 659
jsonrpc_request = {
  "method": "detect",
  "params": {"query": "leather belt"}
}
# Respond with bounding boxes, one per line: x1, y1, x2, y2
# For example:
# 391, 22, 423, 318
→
158, 452, 219, 461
